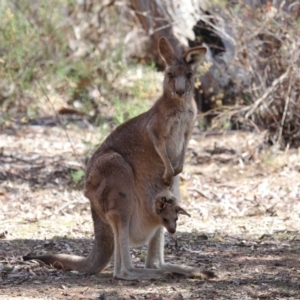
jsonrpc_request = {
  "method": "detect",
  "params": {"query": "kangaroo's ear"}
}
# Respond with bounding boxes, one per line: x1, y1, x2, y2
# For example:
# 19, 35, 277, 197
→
175, 205, 191, 217
158, 37, 177, 66
156, 197, 167, 215
183, 47, 207, 68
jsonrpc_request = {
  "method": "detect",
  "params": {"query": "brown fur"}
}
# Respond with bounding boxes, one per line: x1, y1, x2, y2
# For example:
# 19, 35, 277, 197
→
23, 37, 214, 281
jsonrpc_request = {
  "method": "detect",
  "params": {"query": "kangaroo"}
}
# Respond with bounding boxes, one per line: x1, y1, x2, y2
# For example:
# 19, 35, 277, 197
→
24, 37, 214, 280
155, 189, 190, 234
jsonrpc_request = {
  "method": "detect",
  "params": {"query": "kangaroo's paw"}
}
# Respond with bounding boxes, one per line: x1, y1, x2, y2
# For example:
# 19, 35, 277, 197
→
162, 174, 173, 186
162, 263, 216, 280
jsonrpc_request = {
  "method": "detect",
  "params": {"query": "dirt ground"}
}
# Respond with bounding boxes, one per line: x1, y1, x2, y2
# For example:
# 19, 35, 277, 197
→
1, 123, 300, 300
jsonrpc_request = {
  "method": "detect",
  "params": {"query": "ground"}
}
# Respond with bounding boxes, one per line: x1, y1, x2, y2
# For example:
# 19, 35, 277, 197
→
1, 123, 300, 300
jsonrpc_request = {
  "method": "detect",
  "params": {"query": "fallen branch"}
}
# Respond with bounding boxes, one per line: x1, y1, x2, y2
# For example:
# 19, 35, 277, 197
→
244, 66, 293, 119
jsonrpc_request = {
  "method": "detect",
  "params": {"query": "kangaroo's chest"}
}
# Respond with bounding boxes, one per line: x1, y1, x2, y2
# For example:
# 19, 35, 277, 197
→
166, 108, 196, 160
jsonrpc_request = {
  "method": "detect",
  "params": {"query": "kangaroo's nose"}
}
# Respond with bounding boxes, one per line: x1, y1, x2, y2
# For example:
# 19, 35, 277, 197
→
176, 89, 184, 96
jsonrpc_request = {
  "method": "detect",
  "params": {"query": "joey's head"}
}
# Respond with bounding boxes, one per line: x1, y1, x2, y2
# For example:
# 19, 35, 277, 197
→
155, 196, 191, 234
158, 37, 207, 101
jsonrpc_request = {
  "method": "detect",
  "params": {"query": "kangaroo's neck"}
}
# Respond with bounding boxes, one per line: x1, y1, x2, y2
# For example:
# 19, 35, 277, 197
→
159, 92, 195, 111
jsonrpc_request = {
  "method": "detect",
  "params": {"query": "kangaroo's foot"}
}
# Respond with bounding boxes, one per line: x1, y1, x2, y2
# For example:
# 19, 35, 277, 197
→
113, 267, 167, 281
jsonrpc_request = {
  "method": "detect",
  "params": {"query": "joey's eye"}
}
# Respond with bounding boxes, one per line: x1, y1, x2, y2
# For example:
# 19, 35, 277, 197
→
186, 73, 193, 79
167, 73, 174, 78
175, 217, 178, 222
163, 218, 168, 223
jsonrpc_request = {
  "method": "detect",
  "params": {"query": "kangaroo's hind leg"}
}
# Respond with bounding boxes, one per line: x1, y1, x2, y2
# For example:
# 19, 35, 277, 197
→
82, 206, 114, 274
102, 156, 167, 280
105, 191, 167, 280
23, 206, 114, 274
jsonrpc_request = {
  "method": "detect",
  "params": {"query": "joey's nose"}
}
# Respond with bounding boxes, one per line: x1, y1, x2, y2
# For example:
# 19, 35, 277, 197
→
168, 228, 176, 234
175, 90, 184, 96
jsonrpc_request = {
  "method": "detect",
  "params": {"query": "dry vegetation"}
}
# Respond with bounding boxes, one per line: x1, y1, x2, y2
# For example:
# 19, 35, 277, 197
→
189, 0, 300, 148
0, 0, 157, 128
1, 0, 300, 299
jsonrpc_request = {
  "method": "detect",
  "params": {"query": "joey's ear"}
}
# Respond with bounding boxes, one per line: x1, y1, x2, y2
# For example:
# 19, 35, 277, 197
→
176, 205, 191, 217
156, 197, 167, 215
158, 37, 177, 66
183, 47, 207, 68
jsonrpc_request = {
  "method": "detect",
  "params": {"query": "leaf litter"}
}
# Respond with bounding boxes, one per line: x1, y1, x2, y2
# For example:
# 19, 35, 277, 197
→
1, 124, 300, 299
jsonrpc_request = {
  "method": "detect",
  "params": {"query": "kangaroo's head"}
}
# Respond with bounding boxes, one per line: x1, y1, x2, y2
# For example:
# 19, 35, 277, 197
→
158, 37, 207, 100
155, 196, 190, 234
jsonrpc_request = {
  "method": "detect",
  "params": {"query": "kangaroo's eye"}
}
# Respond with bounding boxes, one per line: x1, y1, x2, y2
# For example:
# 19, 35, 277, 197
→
163, 218, 168, 223
167, 73, 174, 78
186, 73, 193, 79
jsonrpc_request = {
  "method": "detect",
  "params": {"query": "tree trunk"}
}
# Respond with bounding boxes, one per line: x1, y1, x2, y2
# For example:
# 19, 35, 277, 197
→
128, 0, 224, 117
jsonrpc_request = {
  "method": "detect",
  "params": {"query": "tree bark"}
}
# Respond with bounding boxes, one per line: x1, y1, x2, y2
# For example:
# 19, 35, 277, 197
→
129, 0, 186, 68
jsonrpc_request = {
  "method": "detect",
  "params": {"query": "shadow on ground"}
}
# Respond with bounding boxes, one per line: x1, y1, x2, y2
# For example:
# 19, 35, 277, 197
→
1, 232, 300, 300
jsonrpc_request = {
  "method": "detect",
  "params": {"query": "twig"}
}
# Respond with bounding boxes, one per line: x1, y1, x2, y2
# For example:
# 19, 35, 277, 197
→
187, 188, 211, 200
277, 76, 293, 144
244, 66, 293, 119
99, 0, 116, 16
35, 80, 84, 169
1, 153, 45, 165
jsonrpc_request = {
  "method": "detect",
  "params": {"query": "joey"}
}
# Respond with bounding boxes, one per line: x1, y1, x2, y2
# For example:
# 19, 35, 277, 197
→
155, 195, 190, 234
